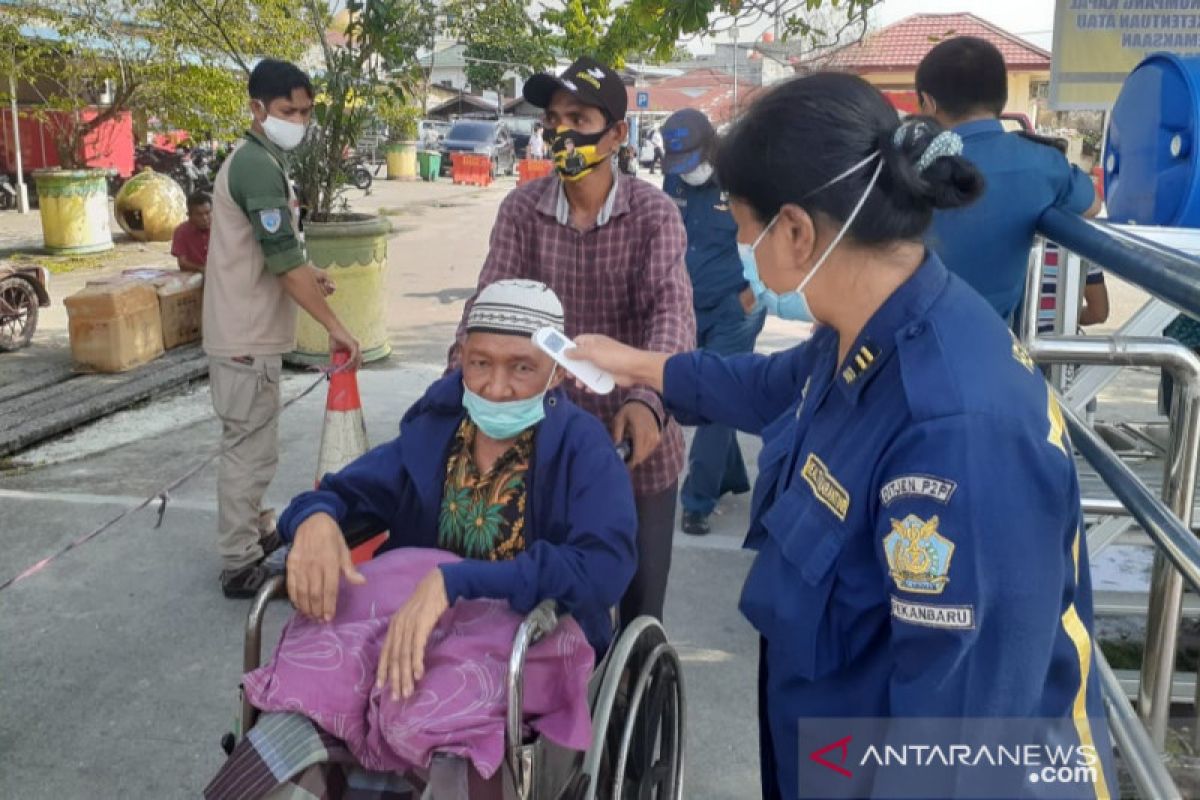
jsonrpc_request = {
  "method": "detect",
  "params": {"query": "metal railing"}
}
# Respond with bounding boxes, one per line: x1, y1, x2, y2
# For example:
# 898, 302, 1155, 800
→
1024, 208, 1200, 796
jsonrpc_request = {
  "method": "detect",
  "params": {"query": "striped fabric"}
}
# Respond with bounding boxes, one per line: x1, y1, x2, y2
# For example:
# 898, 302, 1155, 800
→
204, 713, 416, 800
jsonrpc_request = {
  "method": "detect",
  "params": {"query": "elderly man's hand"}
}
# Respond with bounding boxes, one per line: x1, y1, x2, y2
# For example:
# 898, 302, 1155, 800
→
377, 568, 450, 700
287, 513, 366, 622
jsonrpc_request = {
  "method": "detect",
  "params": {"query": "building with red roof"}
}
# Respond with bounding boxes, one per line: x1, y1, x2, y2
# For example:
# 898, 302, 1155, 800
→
816, 13, 1051, 120
625, 68, 762, 127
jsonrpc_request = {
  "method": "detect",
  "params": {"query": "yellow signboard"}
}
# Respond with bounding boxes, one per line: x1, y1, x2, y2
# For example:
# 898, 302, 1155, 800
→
1051, 0, 1200, 109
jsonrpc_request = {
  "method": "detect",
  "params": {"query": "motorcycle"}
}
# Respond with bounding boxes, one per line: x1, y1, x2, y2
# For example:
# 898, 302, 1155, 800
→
133, 144, 211, 195
0, 265, 50, 352
0, 173, 17, 210
343, 153, 374, 192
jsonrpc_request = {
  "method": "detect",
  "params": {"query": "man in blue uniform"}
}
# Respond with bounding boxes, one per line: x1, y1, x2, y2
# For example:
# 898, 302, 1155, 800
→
661, 108, 766, 535
918, 36, 1101, 322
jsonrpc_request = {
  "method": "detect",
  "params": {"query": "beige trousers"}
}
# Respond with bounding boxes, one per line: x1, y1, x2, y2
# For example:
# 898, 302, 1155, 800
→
209, 354, 282, 570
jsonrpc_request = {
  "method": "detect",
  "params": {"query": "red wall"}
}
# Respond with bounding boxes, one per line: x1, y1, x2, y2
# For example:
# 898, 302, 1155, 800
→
0, 107, 135, 177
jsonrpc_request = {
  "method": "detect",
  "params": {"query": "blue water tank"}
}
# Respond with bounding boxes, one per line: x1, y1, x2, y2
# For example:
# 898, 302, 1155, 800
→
1105, 52, 1200, 227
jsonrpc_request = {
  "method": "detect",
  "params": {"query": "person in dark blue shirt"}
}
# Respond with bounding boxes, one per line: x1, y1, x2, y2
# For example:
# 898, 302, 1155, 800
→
661, 108, 766, 536
573, 73, 1115, 800
917, 36, 1101, 322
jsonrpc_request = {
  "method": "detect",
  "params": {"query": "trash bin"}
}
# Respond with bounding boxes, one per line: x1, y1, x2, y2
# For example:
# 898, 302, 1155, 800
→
418, 151, 441, 181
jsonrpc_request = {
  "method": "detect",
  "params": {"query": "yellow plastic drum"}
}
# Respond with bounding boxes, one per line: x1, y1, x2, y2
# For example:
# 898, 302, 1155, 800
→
33, 169, 114, 255
114, 170, 187, 242
385, 142, 418, 180
290, 214, 392, 365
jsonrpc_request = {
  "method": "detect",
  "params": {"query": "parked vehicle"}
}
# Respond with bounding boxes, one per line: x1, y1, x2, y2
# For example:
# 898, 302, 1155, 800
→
0, 173, 17, 210
0, 264, 50, 352
438, 120, 516, 178
418, 119, 451, 150
131, 144, 209, 195
343, 153, 375, 192
505, 117, 540, 158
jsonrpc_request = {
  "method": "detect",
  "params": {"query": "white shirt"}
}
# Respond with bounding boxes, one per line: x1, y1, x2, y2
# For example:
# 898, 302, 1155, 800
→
528, 132, 545, 158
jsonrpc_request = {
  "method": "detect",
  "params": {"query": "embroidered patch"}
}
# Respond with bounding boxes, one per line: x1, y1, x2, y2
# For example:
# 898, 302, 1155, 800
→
258, 208, 282, 234
562, 79, 578, 92
890, 596, 975, 630
883, 514, 955, 595
1012, 339, 1035, 372
1047, 391, 1068, 455
801, 453, 850, 521
880, 474, 958, 506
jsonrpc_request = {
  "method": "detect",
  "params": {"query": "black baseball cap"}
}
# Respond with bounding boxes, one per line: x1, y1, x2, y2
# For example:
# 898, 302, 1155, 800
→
523, 56, 627, 123
661, 108, 716, 175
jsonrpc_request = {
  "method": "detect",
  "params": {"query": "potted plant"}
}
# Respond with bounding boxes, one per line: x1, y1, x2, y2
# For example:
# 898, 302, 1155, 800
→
380, 98, 422, 181
289, 0, 435, 365
1, 2, 176, 254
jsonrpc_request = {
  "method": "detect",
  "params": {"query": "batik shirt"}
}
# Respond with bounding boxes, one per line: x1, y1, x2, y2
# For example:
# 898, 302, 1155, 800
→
437, 419, 533, 560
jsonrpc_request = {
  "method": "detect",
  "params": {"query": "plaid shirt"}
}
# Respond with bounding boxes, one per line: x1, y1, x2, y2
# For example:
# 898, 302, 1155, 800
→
452, 170, 695, 495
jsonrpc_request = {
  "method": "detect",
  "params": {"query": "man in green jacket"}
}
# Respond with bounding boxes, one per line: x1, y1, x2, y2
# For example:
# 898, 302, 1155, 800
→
203, 58, 361, 599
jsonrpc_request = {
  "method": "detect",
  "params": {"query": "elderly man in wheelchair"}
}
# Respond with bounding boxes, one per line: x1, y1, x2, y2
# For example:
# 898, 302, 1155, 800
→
207, 281, 685, 800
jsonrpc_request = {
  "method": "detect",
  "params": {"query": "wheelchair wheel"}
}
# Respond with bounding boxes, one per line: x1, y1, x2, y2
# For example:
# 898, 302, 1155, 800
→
576, 617, 685, 800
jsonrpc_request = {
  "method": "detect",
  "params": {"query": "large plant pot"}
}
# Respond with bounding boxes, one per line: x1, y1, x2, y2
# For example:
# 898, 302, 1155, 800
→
289, 214, 392, 366
33, 169, 114, 255
114, 170, 187, 242
385, 141, 418, 180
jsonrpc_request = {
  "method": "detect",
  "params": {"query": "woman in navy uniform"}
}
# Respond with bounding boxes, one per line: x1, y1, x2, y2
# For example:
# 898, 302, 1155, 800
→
573, 73, 1115, 799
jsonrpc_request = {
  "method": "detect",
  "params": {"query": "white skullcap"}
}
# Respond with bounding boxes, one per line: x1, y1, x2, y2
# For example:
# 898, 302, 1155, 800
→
466, 279, 565, 337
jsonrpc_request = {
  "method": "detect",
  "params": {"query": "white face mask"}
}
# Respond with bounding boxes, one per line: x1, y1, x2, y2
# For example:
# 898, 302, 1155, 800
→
680, 161, 714, 186
256, 102, 308, 151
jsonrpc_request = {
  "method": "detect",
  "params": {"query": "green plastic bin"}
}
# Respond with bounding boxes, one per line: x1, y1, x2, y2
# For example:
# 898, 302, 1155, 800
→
417, 151, 441, 182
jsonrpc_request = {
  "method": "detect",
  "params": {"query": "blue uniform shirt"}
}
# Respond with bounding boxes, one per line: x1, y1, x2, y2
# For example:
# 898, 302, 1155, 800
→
929, 119, 1096, 320
664, 253, 1114, 800
663, 173, 747, 310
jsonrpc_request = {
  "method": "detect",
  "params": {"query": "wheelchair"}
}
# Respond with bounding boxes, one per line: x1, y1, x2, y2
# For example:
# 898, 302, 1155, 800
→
222, 571, 686, 800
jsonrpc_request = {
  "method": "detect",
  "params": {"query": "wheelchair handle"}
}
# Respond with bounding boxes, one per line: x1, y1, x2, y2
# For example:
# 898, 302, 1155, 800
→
506, 599, 560, 797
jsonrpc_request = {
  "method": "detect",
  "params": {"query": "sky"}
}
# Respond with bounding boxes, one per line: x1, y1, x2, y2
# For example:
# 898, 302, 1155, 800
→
694, 0, 1057, 53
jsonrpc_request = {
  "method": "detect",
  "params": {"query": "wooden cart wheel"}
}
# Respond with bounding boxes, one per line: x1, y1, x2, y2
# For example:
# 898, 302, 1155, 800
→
0, 276, 38, 352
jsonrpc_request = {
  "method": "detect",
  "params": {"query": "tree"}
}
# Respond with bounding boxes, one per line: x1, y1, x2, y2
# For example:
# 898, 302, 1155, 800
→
292, 0, 437, 220
149, 0, 311, 76
0, 1, 173, 170
448, 0, 554, 103
539, 0, 879, 66
146, 0, 317, 137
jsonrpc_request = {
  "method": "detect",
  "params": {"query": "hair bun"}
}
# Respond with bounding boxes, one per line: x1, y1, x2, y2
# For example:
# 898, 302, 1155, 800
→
881, 116, 984, 211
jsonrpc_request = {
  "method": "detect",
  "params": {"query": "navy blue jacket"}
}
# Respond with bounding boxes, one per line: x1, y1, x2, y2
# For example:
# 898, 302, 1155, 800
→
663, 173, 747, 311
278, 372, 639, 654
664, 253, 1115, 800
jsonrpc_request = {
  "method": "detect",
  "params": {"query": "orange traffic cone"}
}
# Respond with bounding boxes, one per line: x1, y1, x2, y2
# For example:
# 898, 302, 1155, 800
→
316, 352, 386, 564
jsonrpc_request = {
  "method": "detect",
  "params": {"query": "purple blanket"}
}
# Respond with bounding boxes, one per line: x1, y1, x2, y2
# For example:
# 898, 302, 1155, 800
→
243, 548, 594, 779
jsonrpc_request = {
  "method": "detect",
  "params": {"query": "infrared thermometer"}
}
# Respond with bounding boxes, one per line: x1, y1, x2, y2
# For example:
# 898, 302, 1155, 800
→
533, 327, 616, 395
